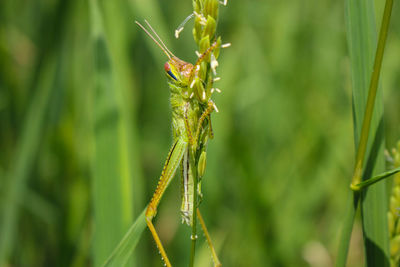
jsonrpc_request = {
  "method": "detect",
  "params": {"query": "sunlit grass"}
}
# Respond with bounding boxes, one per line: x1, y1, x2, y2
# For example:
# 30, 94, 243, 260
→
0, 0, 399, 266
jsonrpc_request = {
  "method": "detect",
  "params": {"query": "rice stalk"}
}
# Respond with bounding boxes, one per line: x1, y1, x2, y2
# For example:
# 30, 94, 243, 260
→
337, 0, 393, 265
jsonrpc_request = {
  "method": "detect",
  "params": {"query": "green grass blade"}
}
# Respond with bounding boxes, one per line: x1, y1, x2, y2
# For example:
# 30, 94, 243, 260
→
0, 56, 57, 264
102, 208, 146, 267
100, 0, 144, 217
89, 0, 134, 265
336, 191, 360, 267
344, 0, 391, 265
99, 2, 146, 265
0, 1, 70, 263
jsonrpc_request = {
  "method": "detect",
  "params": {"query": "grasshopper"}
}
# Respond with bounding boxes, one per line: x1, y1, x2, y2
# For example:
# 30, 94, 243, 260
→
135, 20, 222, 267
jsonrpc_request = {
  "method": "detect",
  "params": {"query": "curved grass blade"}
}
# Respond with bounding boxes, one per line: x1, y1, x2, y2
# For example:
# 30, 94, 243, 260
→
0, 1, 70, 263
337, 0, 393, 265
102, 208, 147, 267
89, 0, 134, 265
99, 2, 146, 265
0, 57, 57, 264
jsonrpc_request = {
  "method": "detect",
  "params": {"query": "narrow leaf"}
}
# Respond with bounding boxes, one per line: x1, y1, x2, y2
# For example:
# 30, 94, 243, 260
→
102, 208, 147, 267
345, 0, 390, 265
89, 0, 134, 265
357, 166, 400, 190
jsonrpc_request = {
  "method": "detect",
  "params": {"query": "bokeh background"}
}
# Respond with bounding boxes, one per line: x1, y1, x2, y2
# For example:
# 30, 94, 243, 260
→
1, 0, 400, 266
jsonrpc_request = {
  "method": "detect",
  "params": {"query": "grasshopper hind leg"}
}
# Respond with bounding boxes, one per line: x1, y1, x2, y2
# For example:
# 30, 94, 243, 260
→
145, 138, 188, 267
145, 219, 171, 267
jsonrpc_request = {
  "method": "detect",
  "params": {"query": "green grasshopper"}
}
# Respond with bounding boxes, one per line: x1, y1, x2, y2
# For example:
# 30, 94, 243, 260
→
135, 20, 222, 267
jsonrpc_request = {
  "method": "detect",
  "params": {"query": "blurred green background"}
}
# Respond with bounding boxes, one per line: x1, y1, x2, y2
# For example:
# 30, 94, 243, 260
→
1, 0, 400, 266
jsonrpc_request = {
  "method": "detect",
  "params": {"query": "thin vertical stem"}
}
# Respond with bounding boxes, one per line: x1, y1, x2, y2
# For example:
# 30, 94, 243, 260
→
350, 0, 393, 190
189, 148, 198, 267
337, 0, 393, 265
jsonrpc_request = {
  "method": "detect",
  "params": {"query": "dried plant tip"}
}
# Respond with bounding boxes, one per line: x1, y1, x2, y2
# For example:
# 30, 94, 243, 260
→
213, 77, 221, 82
215, 88, 221, 93
190, 80, 196, 88
195, 51, 201, 57
175, 13, 195, 38
212, 102, 219, 113
220, 0, 228, 6
221, 43, 231, 48
210, 53, 218, 75
175, 27, 184, 38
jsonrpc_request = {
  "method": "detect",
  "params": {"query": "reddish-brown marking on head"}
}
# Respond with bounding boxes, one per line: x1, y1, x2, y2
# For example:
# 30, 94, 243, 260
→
164, 62, 171, 72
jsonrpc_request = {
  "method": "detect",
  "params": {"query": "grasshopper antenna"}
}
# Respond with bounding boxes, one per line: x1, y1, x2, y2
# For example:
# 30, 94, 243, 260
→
135, 20, 173, 59
143, 20, 176, 58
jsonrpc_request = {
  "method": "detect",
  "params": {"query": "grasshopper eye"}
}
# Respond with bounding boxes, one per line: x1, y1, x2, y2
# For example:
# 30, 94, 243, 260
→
164, 62, 178, 81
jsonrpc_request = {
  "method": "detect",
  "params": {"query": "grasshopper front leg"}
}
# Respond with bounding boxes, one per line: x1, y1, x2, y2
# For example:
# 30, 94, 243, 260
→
194, 101, 215, 145
146, 138, 188, 267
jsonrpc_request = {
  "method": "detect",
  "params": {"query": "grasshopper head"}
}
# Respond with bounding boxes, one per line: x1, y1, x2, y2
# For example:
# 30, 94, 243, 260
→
164, 57, 193, 85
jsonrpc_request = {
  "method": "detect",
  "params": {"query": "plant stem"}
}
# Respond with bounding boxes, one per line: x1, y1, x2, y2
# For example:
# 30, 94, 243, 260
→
350, 0, 393, 189
189, 148, 198, 267
337, 0, 393, 265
